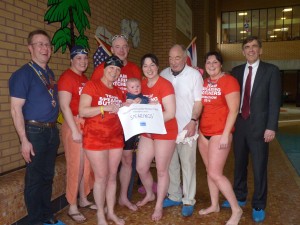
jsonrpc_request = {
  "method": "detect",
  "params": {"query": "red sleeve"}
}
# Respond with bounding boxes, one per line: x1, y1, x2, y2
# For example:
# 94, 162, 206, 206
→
82, 81, 95, 96
223, 75, 240, 95
91, 63, 104, 81
58, 69, 74, 92
159, 77, 175, 98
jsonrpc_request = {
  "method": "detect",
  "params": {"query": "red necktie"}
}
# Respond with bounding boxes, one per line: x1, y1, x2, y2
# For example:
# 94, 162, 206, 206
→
241, 66, 252, 119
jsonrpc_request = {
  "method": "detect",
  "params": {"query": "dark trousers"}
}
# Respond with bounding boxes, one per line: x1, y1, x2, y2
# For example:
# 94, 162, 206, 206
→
233, 115, 269, 209
24, 124, 60, 225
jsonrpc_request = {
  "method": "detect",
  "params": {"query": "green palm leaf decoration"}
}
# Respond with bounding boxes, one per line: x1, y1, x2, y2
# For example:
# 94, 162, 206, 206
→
44, 0, 91, 54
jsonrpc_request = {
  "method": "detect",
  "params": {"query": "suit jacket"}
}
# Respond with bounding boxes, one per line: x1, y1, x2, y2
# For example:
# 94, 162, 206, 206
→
232, 61, 281, 138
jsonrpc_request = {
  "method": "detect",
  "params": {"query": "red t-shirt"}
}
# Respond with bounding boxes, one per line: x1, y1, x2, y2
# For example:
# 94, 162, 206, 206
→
81, 80, 125, 150
200, 74, 240, 136
141, 76, 178, 140
57, 68, 88, 116
91, 61, 142, 93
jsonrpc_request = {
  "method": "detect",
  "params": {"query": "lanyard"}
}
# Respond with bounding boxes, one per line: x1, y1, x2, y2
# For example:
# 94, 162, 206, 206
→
28, 61, 56, 107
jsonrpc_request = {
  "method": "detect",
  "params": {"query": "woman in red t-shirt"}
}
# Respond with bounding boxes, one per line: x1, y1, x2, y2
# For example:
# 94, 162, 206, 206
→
58, 46, 95, 223
198, 51, 242, 225
135, 53, 178, 222
79, 56, 125, 225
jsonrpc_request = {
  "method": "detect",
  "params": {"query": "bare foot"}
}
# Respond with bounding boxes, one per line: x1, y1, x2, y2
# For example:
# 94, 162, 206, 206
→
79, 199, 97, 209
79, 201, 97, 210
151, 208, 163, 221
119, 198, 138, 211
226, 208, 243, 225
136, 193, 156, 207
98, 219, 108, 225
198, 205, 220, 215
67, 212, 86, 223
107, 213, 125, 225
97, 212, 108, 225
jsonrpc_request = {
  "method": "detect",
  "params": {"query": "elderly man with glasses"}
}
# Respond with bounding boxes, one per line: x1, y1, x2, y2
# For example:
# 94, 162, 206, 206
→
91, 34, 142, 211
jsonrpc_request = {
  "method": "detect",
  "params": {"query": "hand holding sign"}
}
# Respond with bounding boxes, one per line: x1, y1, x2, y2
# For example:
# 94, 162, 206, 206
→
118, 104, 167, 141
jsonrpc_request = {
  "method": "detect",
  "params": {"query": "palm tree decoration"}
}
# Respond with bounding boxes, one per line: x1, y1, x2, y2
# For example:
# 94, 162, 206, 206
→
44, 0, 91, 53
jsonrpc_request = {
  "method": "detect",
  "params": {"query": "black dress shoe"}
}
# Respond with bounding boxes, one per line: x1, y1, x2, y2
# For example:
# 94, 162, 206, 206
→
43, 218, 58, 224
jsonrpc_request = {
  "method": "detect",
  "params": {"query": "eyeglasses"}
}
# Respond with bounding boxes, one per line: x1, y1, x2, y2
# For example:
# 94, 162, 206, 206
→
111, 34, 128, 42
31, 42, 52, 49
71, 49, 89, 55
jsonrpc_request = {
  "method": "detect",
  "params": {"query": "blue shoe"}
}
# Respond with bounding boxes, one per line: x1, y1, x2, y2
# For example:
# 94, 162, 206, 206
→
43, 220, 66, 225
252, 208, 265, 222
181, 205, 194, 217
162, 197, 182, 208
221, 200, 247, 208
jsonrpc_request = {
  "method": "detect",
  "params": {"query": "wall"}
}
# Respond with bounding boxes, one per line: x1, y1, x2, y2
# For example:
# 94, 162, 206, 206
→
0, 0, 153, 174
282, 71, 299, 102
193, 0, 209, 68
151, 0, 204, 69
152, 0, 176, 70
152, 0, 196, 70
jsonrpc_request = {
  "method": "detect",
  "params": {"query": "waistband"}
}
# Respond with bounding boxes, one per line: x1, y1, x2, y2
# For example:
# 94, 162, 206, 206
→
238, 113, 251, 119
25, 120, 57, 128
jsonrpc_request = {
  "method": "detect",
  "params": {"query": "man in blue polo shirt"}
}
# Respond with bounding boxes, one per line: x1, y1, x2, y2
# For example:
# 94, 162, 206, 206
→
9, 29, 65, 225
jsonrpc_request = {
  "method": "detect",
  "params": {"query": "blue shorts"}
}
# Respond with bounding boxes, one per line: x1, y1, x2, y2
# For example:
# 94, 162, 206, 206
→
123, 135, 139, 150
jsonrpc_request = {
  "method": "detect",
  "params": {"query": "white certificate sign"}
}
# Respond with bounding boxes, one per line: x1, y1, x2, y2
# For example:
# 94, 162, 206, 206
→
118, 104, 167, 141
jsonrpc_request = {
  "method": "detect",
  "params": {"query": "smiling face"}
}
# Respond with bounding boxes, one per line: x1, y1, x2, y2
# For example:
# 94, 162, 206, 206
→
28, 34, 52, 68
205, 55, 222, 78
169, 45, 187, 72
71, 54, 88, 75
142, 57, 159, 80
103, 65, 121, 83
126, 80, 141, 95
111, 37, 129, 64
242, 39, 262, 64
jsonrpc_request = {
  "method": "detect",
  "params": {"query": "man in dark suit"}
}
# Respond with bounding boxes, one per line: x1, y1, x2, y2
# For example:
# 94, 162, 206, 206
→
222, 36, 281, 223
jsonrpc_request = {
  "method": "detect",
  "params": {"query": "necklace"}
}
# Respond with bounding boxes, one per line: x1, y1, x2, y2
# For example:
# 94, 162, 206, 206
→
208, 73, 225, 85
28, 61, 56, 107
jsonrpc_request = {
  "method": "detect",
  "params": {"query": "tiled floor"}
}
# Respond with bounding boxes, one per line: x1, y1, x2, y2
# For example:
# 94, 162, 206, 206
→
55, 105, 300, 225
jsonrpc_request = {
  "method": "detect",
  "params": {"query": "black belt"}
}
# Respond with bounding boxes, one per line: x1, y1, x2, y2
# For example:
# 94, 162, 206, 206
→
25, 120, 56, 128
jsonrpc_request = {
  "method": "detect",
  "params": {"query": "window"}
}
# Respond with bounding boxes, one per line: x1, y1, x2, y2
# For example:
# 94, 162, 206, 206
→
237, 10, 250, 41
267, 8, 275, 41
221, 5, 300, 43
292, 6, 300, 40
259, 9, 267, 41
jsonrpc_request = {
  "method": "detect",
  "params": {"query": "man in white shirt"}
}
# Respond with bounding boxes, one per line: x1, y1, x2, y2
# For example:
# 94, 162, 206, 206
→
161, 44, 203, 217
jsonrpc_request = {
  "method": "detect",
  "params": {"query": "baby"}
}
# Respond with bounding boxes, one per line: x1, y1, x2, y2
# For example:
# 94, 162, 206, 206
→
126, 78, 149, 104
